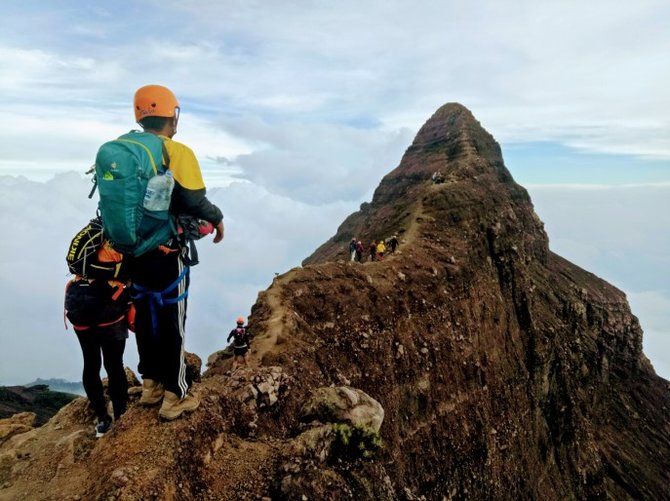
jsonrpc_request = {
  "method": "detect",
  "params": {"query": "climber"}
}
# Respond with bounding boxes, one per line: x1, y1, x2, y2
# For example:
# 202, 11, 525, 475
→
227, 316, 252, 371
355, 240, 364, 262
349, 238, 357, 261
125, 84, 224, 422
64, 237, 132, 438
368, 240, 377, 262
376, 239, 386, 260
388, 234, 399, 253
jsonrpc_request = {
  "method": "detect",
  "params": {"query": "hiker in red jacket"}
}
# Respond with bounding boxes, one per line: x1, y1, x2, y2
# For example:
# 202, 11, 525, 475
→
355, 240, 364, 262
368, 240, 377, 262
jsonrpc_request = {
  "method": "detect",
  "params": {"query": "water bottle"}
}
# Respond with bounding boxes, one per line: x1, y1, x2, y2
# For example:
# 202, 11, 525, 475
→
143, 170, 174, 211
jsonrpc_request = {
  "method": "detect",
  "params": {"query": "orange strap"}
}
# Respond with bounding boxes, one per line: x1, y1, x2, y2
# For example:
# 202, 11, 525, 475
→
71, 314, 126, 331
110, 282, 125, 301
158, 245, 179, 254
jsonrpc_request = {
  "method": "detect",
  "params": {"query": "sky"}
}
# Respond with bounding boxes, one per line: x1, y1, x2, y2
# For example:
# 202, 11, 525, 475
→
0, 0, 668, 383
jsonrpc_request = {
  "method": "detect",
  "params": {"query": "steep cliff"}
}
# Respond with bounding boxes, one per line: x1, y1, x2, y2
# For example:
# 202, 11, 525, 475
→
1, 104, 668, 501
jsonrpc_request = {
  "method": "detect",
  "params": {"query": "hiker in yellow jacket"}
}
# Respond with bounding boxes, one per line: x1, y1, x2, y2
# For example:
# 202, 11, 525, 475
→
130, 85, 224, 421
376, 239, 386, 260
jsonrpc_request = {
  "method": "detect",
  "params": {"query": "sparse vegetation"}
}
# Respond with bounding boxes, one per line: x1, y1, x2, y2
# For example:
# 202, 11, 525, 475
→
331, 423, 382, 459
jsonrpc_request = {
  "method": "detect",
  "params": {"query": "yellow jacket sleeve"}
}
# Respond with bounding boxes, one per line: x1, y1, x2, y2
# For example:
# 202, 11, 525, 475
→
161, 137, 223, 224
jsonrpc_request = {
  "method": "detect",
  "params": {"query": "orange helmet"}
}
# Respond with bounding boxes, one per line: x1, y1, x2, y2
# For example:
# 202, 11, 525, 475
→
236, 316, 245, 325
134, 84, 180, 121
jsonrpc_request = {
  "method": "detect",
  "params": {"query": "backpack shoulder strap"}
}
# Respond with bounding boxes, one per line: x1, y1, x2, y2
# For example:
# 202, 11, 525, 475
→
161, 141, 170, 172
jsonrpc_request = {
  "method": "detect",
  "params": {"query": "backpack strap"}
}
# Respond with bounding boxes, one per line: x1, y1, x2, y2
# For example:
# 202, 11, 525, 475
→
161, 141, 170, 173
64, 280, 72, 330
183, 239, 200, 267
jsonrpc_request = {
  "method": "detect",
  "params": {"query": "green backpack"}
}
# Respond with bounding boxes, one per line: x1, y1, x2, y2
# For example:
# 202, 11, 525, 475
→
94, 131, 177, 257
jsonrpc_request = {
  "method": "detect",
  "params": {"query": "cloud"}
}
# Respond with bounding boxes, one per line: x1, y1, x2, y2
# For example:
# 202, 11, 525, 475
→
1, 174, 668, 385
526, 183, 670, 290
0, 173, 356, 385
221, 118, 413, 203
628, 291, 670, 379
3, 0, 670, 182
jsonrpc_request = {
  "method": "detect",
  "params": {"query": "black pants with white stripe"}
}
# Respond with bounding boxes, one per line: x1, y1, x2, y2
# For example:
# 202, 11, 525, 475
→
131, 242, 190, 398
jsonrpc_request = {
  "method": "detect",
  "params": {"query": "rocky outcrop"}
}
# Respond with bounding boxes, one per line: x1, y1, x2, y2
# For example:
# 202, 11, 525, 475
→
1, 103, 668, 500
301, 386, 385, 432
0, 413, 36, 446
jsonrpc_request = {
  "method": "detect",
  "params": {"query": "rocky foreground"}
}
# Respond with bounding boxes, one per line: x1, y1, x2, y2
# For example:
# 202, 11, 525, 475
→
1, 104, 669, 500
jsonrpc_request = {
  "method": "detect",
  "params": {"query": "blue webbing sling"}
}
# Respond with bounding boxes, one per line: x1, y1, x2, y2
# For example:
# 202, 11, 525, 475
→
131, 266, 189, 336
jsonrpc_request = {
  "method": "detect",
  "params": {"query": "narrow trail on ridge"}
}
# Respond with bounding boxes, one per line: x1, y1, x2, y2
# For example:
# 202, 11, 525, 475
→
398, 195, 427, 248
247, 272, 295, 368
245, 191, 433, 368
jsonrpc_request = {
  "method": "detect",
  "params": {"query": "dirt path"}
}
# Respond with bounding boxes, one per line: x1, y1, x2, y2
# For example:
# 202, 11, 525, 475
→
246, 187, 438, 365
400, 197, 426, 246
247, 272, 294, 368
383, 190, 432, 260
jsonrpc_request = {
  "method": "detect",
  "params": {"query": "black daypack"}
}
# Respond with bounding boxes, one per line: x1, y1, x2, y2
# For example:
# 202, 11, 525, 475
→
64, 279, 130, 329
232, 327, 250, 347
66, 217, 124, 280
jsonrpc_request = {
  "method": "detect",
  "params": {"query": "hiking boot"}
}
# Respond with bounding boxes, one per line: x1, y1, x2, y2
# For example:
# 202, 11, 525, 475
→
139, 378, 164, 406
158, 391, 200, 421
95, 415, 113, 438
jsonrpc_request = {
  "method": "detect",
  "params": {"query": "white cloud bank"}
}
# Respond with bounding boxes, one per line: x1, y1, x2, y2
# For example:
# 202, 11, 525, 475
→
0, 173, 355, 385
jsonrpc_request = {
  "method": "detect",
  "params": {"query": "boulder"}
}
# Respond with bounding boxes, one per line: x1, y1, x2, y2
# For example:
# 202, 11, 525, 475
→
300, 386, 384, 432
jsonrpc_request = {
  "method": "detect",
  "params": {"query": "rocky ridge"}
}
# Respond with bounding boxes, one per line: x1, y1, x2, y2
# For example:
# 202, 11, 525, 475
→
1, 103, 668, 500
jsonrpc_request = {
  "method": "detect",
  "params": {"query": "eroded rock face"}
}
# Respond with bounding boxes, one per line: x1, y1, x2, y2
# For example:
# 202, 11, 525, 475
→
1, 103, 669, 500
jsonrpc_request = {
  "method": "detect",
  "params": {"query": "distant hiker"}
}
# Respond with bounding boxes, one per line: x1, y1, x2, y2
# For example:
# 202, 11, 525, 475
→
368, 240, 377, 262
95, 84, 224, 421
389, 235, 399, 253
376, 239, 386, 260
355, 240, 364, 262
432, 171, 444, 184
227, 316, 252, 371
349, 238, 357, 261
64, 235, 131, 438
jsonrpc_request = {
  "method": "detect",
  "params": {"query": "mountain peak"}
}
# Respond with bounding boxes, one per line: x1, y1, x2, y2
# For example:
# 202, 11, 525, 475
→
412, 102, 478, 145
401, 102, 503, 178
303, 103, 525, 265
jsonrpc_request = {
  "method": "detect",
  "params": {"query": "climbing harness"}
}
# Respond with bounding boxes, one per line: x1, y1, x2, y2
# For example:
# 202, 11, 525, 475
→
131, 265, 189, 336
